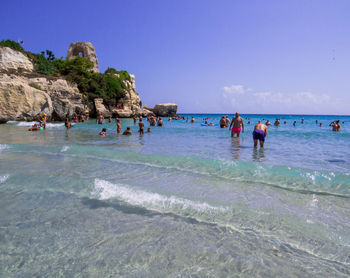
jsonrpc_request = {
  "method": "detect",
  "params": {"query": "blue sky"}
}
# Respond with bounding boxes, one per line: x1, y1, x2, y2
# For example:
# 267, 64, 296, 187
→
2, 0, 350, 114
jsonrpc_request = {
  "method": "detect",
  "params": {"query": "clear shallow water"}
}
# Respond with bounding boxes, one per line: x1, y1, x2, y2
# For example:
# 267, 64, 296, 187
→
0, 114, 350, 277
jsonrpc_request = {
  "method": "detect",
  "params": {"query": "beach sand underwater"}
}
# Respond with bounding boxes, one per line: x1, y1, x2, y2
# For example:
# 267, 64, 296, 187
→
0, 114, 350, 277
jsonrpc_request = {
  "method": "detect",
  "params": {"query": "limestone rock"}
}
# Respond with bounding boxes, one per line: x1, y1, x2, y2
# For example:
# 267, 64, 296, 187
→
143, 105, 154, 112
141, 108, 155, 117
94, 98, 111, 117
153, 103, 178, 117
0, 74, 85, 122
0, 46, 33, 72
67, 42, 99, 73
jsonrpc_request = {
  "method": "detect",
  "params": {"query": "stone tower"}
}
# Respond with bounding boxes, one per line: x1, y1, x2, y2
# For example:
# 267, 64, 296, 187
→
67, 42, 99, 73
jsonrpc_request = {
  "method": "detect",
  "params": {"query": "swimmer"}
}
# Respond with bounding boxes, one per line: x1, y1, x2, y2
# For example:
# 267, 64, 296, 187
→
301, 118, 304, 124
42, 113, 47, 129
65, 115, 71, 130
108, 116, 112, 123
316, 120, 318, 124
191, 117, 195, 123
225, 116, 230, 127
320, 123, 323, 127
116, 119, 121, 134
28, 124, 39, 131
274, 119, 280, 126
139, 118, 144, 134
157, 117, 163, 127
96, 112, 104, 124
229, 112, 244, 137
252, 120, 268, 148
284, 121, 287, 124
219, 116, 226, 128
293, 121, 296, 126
133, 115, 138, 124
168, 117, 172, 121
147, 127, 151, 133
265, 120, 271, 126
330, 120, 341, 131
122, 127, 132, 135
99, 128, 107, 136
150, 116, 156, 126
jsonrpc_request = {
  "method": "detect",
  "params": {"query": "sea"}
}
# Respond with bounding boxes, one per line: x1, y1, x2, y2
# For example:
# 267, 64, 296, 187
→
0, 114, 349, 277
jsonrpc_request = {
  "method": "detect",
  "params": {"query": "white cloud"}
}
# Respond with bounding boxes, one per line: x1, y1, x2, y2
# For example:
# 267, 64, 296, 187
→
219, 84, 346, 114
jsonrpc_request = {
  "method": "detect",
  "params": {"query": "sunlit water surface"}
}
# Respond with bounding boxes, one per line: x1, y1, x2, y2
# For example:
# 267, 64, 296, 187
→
0, 114, 350, 277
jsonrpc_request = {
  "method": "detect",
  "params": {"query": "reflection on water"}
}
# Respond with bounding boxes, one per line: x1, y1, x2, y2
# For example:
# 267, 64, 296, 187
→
231, 137, 241, 160
252, 148, 265, 162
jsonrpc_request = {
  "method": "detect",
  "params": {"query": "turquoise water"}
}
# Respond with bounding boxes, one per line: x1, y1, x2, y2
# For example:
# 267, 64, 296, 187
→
0, 114, 350, 277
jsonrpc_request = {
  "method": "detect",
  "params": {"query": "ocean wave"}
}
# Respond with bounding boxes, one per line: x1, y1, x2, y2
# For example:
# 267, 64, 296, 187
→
0, 174, 9, 184
61, 146, 70, 152
0, 144, 9, 153
93, 179, 226, 213
7, 121, 64, 128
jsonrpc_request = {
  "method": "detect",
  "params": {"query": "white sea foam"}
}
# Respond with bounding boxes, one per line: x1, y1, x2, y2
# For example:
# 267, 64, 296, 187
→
0, 174, 9, 184
0, 144, 9, 154
8, 121, 64, 128
93, 179, 226, 213
61, 146, 70, 152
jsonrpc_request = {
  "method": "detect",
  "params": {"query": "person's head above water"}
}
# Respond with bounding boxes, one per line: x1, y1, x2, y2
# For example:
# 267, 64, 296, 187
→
127, 127, 130, 130
102, 128, 106, 132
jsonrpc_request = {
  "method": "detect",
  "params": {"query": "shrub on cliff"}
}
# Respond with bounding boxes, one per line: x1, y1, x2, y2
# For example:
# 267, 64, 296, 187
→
0, 39, 128, 102
0, 40, 24, 52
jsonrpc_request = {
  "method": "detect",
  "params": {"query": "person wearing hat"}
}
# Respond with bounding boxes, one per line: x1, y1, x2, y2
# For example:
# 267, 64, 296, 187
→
42, 113, 47, 129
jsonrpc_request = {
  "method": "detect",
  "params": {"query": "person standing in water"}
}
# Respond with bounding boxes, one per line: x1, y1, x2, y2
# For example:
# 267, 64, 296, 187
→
96, 112, 104, 124
330, 120, 341, 131
191, 117, 195, 123
229, 112, 244, 137
116, 119, 121, 134
65, 115, 71, 130
139, 118, 144, 134
253, 120, 268, 148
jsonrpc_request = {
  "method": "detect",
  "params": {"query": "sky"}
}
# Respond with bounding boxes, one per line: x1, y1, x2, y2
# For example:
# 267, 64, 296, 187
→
2, 0, 350, 114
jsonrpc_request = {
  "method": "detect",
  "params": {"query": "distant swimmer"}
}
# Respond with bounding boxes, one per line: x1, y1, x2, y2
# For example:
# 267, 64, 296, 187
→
301, 118, 305, 124
191, 117, 195, 123
122, 127, 132, 135
293, 121, 296, 126
168, 117, 172, 121
139, 118, 144, 134
220, 116, 226, 128
65, 115, 71, 130
116, 119, 121, 134
274, 119, 280, 126
99, 128, 107, 136
96, 112, 104, 124
147, 127, 151, 133
253, 120, 268, 148
133, 115, 138, 124
320, 123, 323, 127
157, 117, 163, 127
330, 120, 341, 131
229, 112, 244, 137
28, 124, 39, 131
108, 116, 112, 123
42, 113, 47, 129
225, 116, 230, 127
284, 121, 287, 124
265, 120, 271, 126
316, 120, 318, 124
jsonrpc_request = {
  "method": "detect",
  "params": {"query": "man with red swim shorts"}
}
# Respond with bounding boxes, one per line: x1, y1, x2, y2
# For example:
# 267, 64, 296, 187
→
229, 112, 244, 137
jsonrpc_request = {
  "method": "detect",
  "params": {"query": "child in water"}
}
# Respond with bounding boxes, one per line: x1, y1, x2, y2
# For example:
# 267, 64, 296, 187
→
99, 128, 107, 136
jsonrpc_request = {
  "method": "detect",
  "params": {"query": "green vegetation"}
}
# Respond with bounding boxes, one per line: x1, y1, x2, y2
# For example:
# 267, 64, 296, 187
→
29, 83, 43, 91
1, 39, 130, 102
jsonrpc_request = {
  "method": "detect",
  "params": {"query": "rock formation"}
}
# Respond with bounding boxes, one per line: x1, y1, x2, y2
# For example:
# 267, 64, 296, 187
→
0, 47, 33, 72
152, 103, 178, 117
67, 42, 99, 73
0, 46, 85, 122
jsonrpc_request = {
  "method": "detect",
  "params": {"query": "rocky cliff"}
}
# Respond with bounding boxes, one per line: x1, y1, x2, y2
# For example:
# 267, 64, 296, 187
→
0, 46, 85, 122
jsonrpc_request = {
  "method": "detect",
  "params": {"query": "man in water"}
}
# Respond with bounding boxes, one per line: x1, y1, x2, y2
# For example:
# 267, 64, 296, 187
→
225, 116, 230, 127
293, 121, 296, 126
28, 124, 39, 131
123, 127, 132, 135
274, 119, 280, 126
157, 117, 163, 126
191, 117, 195, 123
139, 118, 144, 134
65, 115, 71, 130
265, 120, 271, 126
253, 120, 268, 148
330, 120, 341, 131
229, 112, 244, 137
219, 116, 226, 128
